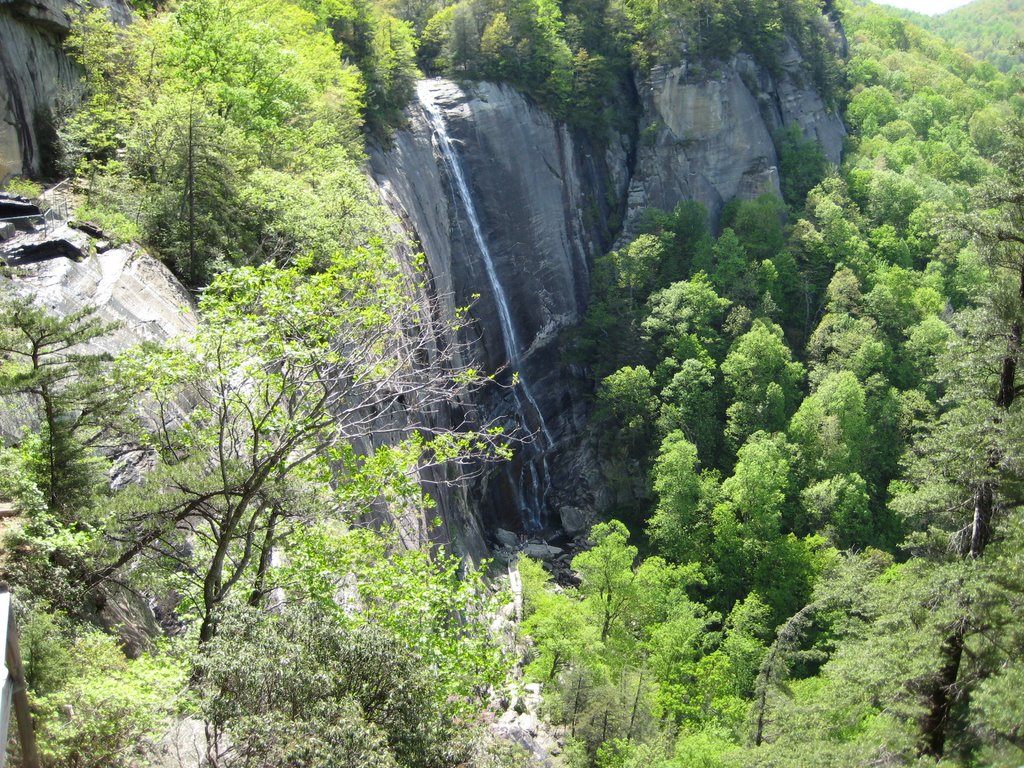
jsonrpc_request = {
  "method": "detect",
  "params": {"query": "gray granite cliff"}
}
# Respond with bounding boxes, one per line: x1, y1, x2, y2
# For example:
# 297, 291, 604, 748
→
371, 43, 844, 540
0, 0, 130, 182
623, 41, 846, 233
372, 79, 625, 539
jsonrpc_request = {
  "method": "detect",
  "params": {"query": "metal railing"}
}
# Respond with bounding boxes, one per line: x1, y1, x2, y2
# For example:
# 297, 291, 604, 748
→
0, 178, 73, 238
0, 588, 40, 768
39, 178, 72, 222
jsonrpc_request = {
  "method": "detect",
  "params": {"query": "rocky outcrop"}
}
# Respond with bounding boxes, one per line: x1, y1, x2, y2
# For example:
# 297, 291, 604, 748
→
626, 63, 779, 230
372, 43, 844, 542
372, 79, 627, 537
0, 225, 198, 440
0, 0, 131, 182
491, 699, 562, 767
3, 225, 197, 349
744, 41, 846, 165
624, 40, 846, 231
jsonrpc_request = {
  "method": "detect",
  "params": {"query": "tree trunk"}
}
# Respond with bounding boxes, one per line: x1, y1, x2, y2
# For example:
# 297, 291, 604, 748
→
753, 678, 770, 747
248, 509, 279, 607
187, 98, 197, 286
627, 668, 644, 741
42, 386, 59, 513
601, 590, 613, 642
968, 481, 994, 560
571, 673, 583, 737
199, 516, 232, 644
919, 619, 967, 758
548, 650, 561, 682
996, 322, 1020, 409
919, 277, 1020, 756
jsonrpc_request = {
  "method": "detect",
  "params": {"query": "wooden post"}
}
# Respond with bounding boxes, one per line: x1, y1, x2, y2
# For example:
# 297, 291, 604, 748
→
0, 589, 41, 768
0, 592, 10, 768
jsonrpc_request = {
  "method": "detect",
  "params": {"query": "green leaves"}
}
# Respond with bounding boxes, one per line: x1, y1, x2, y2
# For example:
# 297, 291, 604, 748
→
648, 431, 719, 566
521, 523, 712, 751
279, 523, 509, 708
96, 246, 505, 642
27, 618, 186, 768
722, 320, 804, 449
0, 297, 127, 604
196, 603, 485, 767
62, 0, 388, 284
597, 366, 659, 453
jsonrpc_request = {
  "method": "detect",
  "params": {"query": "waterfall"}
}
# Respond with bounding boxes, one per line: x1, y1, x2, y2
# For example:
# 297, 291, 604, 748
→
416, 80, 554, 531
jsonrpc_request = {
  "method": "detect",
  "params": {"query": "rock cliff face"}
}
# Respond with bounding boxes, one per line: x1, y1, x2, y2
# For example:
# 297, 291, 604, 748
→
372, 38, 844, 543
372, 79, 628, 539
0, 0, 131, 182
6, 227, 197, 347
623, 41, 846, 233
0, 226, 199, 453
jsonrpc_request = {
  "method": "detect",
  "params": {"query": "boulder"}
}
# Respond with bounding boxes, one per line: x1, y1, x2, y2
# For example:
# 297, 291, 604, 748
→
495, 527, 519, 548
517, 713, 540, 736
523, 682, 543, 714
92, 584, 162, 658
489, 705, 566, 767
558, 505, 590, 535
523, 542, 563, 561
71, 220, 106, 237
0, 198, 41, 218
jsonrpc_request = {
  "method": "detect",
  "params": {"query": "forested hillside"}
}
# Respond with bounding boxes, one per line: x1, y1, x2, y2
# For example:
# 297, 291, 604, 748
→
893, 0, 1024, 75
536, 2, 1024, 765
0, 0, 1023, 765
0, 0, 515, 763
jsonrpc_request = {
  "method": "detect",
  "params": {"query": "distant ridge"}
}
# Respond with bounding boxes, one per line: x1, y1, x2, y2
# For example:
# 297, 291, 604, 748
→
888, 0, 1024, 72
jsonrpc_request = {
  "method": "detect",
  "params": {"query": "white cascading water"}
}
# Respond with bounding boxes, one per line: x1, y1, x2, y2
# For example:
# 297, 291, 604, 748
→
417, 80, 554, 530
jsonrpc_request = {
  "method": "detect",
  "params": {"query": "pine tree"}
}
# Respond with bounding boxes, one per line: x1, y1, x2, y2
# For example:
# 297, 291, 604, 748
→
0, 296, 123, 518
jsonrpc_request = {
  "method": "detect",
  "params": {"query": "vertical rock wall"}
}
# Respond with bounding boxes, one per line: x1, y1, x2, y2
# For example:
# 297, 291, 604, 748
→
0, 0, 131, 183
372, 79, 629, 540
372, 37, 845, 549
623, 42, 846, 235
